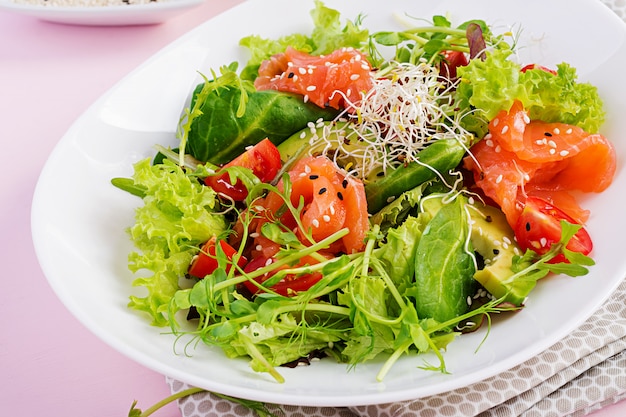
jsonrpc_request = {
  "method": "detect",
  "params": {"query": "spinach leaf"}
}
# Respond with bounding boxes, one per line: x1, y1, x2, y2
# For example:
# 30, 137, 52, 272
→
407, 197, 476, 324
187, 83, 338, 164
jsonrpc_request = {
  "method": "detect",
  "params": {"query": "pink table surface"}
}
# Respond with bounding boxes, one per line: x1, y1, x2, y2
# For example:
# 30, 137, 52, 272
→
0, 1, 624, 416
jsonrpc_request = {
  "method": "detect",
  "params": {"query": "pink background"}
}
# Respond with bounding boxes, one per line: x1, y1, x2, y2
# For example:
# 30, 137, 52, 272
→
0, 1, 624, 416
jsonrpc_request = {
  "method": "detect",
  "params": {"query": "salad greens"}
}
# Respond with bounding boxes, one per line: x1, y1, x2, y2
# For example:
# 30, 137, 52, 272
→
114, 0, 605, 392
123, 159, 227, 326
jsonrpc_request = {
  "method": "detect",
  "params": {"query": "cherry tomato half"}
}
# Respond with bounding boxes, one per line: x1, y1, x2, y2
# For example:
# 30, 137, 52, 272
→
440, 50, 468, 80
520, 64, 557, 75
204, 138, 282, 201
188, 237, 247, 278
514, 196, 593, 263
241, 256, 323, 297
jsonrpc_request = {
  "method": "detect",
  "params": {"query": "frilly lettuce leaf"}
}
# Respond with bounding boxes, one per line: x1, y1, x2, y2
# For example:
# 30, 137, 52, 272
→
456, 49, 605, 133
126, 158, 227, 326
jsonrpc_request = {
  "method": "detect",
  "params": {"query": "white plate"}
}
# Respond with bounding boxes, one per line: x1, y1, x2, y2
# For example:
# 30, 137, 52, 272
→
31, 0, 626, 407
0, 0, 204, 26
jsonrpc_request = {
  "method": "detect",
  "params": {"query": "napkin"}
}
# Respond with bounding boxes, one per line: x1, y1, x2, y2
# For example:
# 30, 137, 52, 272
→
166, 1, 626, 415
167, 278, 626, 417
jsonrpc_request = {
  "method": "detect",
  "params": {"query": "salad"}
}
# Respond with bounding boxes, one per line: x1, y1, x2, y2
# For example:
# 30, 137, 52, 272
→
113, 1, 616, 384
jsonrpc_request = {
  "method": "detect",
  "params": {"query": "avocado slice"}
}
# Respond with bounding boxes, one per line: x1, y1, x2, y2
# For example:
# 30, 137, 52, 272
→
277, 121, 385, 181
469, 202, 530, 306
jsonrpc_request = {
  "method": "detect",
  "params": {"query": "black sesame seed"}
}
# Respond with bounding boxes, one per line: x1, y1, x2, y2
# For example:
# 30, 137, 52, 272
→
318, 187, 327, 195
337, 192, 344, 200
545, 132, 553, 137
493, 249, 500, 255
287, 72, 295, 79
342, 179, 348, 189
485, 215, 492, 223
525, 222, 531, 232
309, 175, 319, 180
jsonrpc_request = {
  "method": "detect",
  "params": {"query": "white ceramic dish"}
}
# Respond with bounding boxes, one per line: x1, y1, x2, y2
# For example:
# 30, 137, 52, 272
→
0, 0, 204, 26
31, 0, 626, 407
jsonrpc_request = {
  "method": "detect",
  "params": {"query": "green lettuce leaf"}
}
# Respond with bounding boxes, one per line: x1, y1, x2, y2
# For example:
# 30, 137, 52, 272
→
456, 49, 605, 133
126, 159, 227, 326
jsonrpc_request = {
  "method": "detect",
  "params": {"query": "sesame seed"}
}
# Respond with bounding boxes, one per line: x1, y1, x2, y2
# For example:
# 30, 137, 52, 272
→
298, 67, 306, 75
523, 114, 531, 124
318, 187, 327, 195
486, 139, 494, 147
495, 174, 503, 184
540, 237, 548, 247
535, 139, 545, 146
548, 140, 557, 148
493, 118, 500, 127
303, 95, 309, 103
553, 128, 561, 135
309, 174, 319, 180
287, 72, 295, 79
250, 232, 260, 238
265, 258, 273, 266
560, 150, 570, 157
292, 75, 298, 82
566, 128, 573, 134
312, 219, 320, 228
350, 74, 360, 81
304, 165, 311, 173
467, 296, 472, 306
323, 215, 331, 222
306, 85, 317, 92
485, 133, 493, 140
495, 145, 501, 153
549, 148, 556, 155
501, 125, 509, 134
255, 245, 263, 251
329, 204, 335, 215
342, 179, 348, 188
503, 236, 511, 244
337, 192, 344, 200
